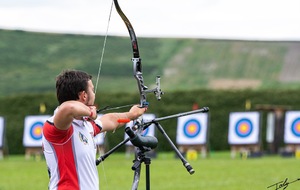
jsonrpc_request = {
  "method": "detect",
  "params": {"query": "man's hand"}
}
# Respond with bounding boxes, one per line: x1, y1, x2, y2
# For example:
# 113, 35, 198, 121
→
128, 105, 147, 120
89, 106, 98, 120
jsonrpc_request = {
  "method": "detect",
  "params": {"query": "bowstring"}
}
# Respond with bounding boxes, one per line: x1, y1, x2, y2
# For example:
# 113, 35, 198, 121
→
95, 1, 114, 189
94, 0, 114, 95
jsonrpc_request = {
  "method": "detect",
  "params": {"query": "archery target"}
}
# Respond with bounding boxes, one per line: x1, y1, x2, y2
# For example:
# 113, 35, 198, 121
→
23, 115, 50, 147
228, 112, 260, 145
0, 117, 4, 148
125, 114, 156, 145
176, 113, 208, 145
284, 111, 300, 143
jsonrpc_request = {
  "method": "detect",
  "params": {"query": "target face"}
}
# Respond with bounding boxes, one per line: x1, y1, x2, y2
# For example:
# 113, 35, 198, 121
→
235, 118, 253, 138
291, 118, 300, 137
30, 122, 43, 140
23, 115, 50, 147
228, 112, 260, 145
183, 119, 201, 138
284, 111, 300, 143
176, 113, 208, 145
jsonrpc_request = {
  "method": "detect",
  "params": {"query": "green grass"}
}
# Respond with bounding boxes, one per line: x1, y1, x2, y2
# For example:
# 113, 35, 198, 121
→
0, 152, 299, 190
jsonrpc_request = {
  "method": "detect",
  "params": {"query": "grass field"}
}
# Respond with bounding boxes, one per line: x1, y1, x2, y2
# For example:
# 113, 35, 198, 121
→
0, 152, 299, 190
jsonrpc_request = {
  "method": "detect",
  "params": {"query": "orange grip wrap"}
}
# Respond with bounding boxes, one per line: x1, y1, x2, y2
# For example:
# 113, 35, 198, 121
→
117, 118, 131, 123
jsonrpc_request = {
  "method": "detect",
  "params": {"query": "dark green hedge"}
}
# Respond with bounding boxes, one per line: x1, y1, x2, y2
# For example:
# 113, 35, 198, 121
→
1, 89, 300, 154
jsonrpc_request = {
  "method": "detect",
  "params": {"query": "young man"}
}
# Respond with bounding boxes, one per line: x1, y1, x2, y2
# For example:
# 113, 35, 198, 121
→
42, 70, 147, 190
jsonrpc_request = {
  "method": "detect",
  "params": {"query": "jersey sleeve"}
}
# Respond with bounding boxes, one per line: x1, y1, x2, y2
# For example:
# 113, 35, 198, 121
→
43, 121, 73, 143
90, 119, 102, 136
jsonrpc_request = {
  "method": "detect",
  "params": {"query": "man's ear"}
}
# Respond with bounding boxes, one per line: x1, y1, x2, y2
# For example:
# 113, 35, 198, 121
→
78, 91, 87, 101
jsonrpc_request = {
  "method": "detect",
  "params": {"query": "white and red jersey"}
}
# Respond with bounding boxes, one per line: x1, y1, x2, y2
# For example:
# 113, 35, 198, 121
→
42, 113, 102, 190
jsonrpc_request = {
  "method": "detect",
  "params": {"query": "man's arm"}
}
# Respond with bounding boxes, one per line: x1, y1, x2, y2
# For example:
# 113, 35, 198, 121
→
53, 101, 96, 130
99, 105, 146, 132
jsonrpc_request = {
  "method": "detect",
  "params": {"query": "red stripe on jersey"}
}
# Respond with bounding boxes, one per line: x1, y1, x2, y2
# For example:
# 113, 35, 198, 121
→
52, 139, 79, 190
43, 121, 79, 190
88, 120, 102, 136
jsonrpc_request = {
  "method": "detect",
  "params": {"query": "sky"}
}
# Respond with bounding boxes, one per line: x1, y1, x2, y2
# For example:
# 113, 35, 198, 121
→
0, 0, 299, 41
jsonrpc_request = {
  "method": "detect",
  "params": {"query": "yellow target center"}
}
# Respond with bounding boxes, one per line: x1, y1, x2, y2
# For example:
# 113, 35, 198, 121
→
240, 124, 248, 133
188, 124, 197, 133
296, 123, 300, 132
34, 127, 42, 135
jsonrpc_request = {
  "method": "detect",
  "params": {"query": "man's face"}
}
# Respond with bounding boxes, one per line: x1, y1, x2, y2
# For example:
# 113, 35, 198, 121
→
85, 80, 95, 106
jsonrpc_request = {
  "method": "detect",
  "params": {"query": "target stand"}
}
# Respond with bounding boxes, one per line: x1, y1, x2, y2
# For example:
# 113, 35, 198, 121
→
230, 144, 261, 159
25, 147, 43, 160
282, 144, 300, 158
178, 144, 208, 159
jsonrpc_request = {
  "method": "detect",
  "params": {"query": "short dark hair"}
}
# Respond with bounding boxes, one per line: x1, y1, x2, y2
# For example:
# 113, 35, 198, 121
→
56, 70, 92, 105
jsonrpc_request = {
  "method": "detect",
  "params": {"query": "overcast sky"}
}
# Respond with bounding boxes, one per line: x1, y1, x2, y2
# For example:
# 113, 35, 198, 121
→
0, 0, 299, 41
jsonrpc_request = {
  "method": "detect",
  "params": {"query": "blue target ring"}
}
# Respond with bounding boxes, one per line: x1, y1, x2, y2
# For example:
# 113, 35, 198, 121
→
183, 119, 201, 138
291, 118, 300, 137
235, 118, 253, 138
30, 121, 43, 140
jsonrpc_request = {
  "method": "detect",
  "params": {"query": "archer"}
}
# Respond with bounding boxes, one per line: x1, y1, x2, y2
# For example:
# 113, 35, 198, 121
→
42, 70, 146, 190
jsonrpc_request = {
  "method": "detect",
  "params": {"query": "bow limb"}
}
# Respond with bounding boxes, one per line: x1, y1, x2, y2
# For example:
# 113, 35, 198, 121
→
113, 0, 140, 59
113, 0, 163, 108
